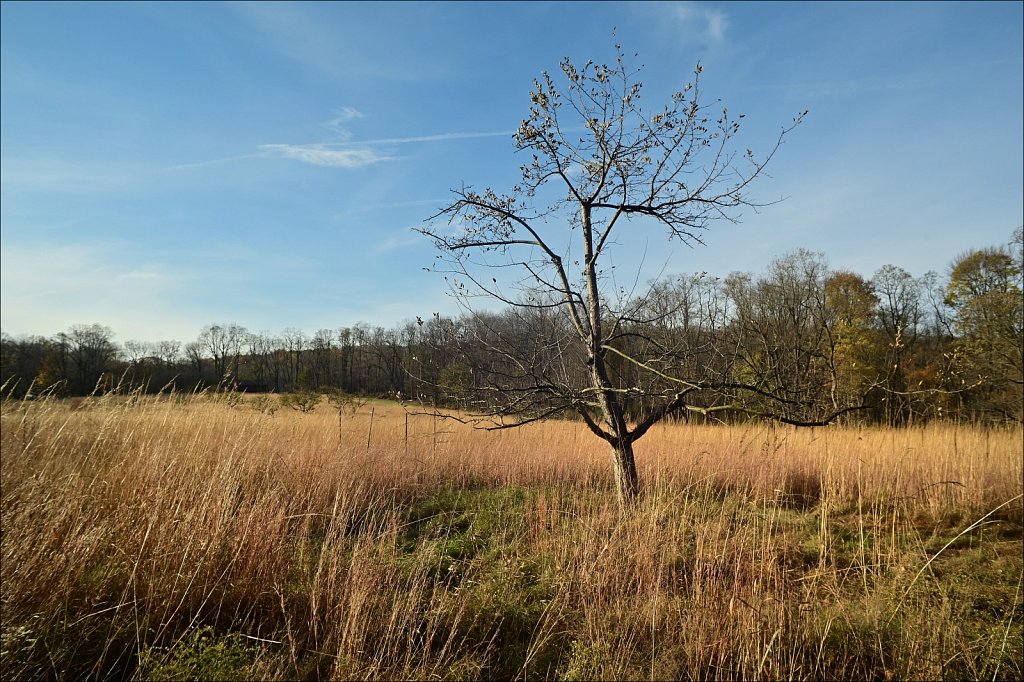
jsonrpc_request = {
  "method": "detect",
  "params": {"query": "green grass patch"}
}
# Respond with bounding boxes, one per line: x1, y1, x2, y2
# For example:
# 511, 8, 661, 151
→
135, 627, 260, 682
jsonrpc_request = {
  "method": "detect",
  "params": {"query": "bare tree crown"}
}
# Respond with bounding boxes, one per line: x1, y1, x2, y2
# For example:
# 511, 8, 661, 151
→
422, 45, 805, 351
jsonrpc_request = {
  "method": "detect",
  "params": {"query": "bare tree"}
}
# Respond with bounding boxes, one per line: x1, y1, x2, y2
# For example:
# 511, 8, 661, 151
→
122, 340, 153, 366
724, 250, 836, 418
872, 265, 925, 425
420, 44, 824, 507
62, 324, 118, 394
184, 341, 205, 380
280, 327, 308, 390
154, 340, 181, 368
246, 332, 275, 388
310, 328, 336, 388
198, 323, 247, 388
268, 335, 289, 392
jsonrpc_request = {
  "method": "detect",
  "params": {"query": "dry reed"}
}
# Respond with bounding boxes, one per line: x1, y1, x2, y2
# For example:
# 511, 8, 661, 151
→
1, 391, 1021, 680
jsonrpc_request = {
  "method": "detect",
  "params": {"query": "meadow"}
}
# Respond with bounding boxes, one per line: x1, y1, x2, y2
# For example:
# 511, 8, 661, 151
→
1, 391, 1021, 680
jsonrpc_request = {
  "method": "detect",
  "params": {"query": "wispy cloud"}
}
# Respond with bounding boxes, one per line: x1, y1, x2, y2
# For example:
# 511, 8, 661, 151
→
331, 106, 364, 125
334, 130, 513, 147
672, 2, 729, 45
176, 99, 514, 170
177, 127, 513, 170
326, 106, 365, 139
259, 144, 394, 168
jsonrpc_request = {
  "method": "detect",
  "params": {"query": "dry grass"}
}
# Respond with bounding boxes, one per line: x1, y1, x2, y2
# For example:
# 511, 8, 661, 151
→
1, 391, 1021, 680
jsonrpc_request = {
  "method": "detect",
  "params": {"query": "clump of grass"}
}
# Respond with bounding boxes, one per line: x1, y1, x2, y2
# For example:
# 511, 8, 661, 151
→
135, 626, 263, 681
1, 393, 1021, 680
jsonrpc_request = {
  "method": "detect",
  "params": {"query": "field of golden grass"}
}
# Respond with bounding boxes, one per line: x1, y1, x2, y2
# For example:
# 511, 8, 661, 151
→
2, 392, 1021, 680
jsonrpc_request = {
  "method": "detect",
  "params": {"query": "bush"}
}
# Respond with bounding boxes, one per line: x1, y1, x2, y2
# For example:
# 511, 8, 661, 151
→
279, 391, 321, 414
324, 388, 366, 416
135, 627, 256, 682
250, 394, 278, 415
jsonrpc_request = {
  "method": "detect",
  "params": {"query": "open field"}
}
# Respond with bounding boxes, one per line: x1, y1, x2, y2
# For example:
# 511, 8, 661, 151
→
1, 393, 1021, 680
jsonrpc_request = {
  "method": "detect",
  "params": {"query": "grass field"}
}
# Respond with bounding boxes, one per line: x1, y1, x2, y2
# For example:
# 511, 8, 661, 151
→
1, 391, 1021, 680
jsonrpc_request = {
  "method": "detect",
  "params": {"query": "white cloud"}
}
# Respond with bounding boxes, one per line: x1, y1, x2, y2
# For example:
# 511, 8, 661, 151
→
325, 106, 365, 140
335, 130, 513, 146
673, 3, 729, 45
175, 124, 512, 171
331, 106, 364, 124
253, 128, 514, 168
259, 144, 394, 168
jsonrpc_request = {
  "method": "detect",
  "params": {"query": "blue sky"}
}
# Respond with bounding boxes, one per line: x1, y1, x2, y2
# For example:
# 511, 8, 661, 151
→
2, 1, 1021, 344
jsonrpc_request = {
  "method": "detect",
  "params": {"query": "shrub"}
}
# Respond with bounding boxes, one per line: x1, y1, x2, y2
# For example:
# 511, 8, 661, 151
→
279, 391, 321, 414
135, 627, 256, 682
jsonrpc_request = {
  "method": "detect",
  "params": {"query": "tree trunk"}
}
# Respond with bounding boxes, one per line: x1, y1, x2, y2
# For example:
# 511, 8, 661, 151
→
593, 369, 641, 508
611, 439, 640, 508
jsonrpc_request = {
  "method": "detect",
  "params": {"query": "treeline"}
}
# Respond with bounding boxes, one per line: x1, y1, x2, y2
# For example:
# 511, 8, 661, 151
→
2, 234, 1021, 424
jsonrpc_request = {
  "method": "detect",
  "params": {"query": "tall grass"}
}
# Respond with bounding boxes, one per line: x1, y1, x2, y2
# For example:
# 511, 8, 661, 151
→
2, 391, 1021, 680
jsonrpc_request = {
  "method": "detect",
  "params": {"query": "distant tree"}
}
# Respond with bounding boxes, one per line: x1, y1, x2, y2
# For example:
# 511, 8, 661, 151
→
198, 323, 247, 387
626, 272, 729, 420
0, 333, 62, 396
420, 44, 822, 507
246, 332, 275, 388
138, 339, 184, 392
120, 340, 155, 390
122, 340, 152, 366
38, 338, 69, 394
369, 326, 406, 394
724, 250, 837, 418
154, 340, 182, 368
268, 335, 290, 393
337, 327, 356, 392
944, 232, 1024, 421
310, 328, 335, 388
823, 270, 880, 411
62, 324, 118, 394
184, 341, 205, 382
280, 327, 308, 391
871, 265, 926, 425
946, 244, 1021, 308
